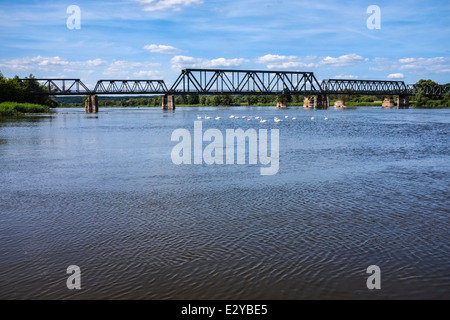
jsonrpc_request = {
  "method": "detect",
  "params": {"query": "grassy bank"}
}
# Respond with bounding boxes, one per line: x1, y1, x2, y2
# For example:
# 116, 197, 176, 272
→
411, 100, 450, 108
0, 102, 51, 116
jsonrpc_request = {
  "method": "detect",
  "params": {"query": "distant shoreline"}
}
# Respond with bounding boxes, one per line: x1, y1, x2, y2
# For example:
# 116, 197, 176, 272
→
51, 104, 450, 109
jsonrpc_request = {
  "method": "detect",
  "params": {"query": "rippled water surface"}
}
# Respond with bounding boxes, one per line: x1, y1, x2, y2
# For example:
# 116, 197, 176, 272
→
0, 107, 449, 299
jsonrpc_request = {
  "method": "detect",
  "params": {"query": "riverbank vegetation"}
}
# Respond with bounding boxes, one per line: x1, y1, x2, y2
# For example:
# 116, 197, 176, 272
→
0, 102, 50, 116
0, 73, 58, 107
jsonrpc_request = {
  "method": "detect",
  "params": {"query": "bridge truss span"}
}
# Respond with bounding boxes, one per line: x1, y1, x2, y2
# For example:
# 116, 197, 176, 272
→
407, 84, 450, 96
170, 69, 323, 95
93, 80, 168, 95
17, 71, 448, 98
321, 79, 409, 95
17, 78, 91, 95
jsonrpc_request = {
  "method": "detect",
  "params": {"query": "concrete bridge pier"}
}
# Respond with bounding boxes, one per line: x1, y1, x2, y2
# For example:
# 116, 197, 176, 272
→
382, 97, 395, 108
307, 95, 328, 109
314, 95, 329, 109
276, 101, 288, 109
397, 95, 410, 109
85, 95, 98, 113
162, 95, 176, 110
303, 97, 312, 109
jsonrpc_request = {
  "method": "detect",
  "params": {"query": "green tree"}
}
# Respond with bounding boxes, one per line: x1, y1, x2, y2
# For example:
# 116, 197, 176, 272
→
245, 95, 259, 106
417, 79, 438, 87
187, 94, 199, 105
22, 74, 58, 107
414, 79, 439, 107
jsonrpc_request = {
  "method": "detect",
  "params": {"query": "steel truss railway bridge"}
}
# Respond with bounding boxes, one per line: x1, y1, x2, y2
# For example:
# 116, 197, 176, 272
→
17, 69, 449, 112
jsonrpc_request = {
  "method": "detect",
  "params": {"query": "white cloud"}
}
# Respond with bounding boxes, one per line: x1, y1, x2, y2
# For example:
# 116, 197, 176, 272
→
144, 44, 181, 54
134, 70, 164, 78
320, 54, 365, 67
103, 61, 161, 77
371, 57, 450, 75
254, 53, 366, 70
255, 54, 318, 69
0, 56, 68, 71
398, 57, 450, 73
85, 59, 106, 67
0, 56, 107, 72
136, 0, 203, 12
0, 56, 164, 80
171, 56, 246, 69
334, 74, 359, 79
387, 73, 404, 79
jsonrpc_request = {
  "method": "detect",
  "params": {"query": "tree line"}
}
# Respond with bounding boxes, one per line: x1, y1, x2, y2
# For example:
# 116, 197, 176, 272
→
0, 73, 58, 107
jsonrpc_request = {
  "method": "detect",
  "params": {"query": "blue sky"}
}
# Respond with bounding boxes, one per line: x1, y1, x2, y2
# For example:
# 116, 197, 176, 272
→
1, 0, 449, 87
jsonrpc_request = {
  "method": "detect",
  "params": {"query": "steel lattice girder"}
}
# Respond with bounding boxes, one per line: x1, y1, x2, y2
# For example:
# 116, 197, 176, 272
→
321, 79, 409, 95
17, 74, 448, 96
93, 80, 168, 94
170, 69, 323, 95
17, 79, 91, 95
407, 84, 449, 96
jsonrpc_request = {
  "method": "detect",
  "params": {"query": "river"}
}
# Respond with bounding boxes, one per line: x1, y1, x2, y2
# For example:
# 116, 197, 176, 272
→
0, 106, 448, 299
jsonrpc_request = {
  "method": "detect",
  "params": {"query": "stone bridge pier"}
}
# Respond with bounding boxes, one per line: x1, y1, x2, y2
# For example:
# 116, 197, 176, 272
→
303, 95, 329, 109
85, 95, 98, 113
397, 95, 409, 109
162, 95, 176, 110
